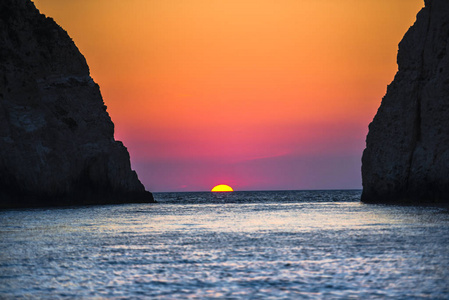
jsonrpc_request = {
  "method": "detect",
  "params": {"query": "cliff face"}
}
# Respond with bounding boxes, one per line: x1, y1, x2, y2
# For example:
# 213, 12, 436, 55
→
0, 0, 154, 208
362, 0, 449, 204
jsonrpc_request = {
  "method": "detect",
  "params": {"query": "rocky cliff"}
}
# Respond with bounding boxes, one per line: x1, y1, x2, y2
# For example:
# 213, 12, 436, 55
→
362, 0, 449, 204
0, 0, 154, 208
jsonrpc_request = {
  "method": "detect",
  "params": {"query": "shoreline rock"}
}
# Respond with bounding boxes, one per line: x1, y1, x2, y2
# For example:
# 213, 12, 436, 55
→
362, 0, 449, 205
0, 0, 155, 208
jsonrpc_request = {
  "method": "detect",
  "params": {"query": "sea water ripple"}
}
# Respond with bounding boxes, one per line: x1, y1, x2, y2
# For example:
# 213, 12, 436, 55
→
1, 190, 448, 299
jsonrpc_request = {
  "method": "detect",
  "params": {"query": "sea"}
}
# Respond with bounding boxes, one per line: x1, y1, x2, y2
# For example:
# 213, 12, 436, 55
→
1, 190, 449, 299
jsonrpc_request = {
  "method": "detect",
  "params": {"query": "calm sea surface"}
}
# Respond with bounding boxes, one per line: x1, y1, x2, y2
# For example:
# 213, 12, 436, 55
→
1, 190, 449, 299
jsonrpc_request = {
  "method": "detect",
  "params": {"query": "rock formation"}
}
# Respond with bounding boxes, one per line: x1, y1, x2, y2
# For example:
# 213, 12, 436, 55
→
0, 0, 155, 208
362, 0, 449, 204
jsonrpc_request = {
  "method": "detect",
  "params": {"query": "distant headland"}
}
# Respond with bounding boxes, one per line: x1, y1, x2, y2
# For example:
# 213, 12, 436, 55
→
0, 0, 154, 208
362, 0, 449, 205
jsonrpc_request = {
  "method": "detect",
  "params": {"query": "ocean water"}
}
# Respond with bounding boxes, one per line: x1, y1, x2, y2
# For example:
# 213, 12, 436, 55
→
1, 190, 449, 299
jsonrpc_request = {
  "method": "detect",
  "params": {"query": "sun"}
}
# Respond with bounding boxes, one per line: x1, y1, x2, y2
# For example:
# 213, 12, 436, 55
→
211, 184, 234, 192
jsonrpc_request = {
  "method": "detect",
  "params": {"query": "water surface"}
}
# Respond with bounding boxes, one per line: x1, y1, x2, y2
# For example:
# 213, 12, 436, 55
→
1, 190, 448, 298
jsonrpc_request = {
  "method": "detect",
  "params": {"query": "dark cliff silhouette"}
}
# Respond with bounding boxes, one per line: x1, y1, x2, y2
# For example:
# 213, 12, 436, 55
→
0, 0, 154, 208
362, 0, 449, 205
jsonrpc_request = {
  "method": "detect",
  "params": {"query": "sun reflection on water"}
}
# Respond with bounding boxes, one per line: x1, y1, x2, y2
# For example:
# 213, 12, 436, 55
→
1, 191, 448, 298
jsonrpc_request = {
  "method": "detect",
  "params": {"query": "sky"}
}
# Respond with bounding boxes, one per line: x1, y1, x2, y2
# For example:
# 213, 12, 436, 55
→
33, 0, 424, 192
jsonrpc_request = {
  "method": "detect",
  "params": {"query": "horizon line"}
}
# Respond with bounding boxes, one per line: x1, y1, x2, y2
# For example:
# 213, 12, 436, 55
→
152, 188, 363, 193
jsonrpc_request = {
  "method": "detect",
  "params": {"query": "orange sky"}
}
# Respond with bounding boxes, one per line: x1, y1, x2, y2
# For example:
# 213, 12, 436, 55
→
33, 0, 424, 192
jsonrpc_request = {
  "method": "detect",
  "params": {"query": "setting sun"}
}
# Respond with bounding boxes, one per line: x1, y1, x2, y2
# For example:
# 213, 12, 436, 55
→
211, 184, 234, 192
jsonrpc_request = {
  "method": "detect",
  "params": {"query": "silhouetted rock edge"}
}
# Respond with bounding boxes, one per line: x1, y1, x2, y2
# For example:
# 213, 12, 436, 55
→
0, 0, 155, 208
362, 0, 449, 205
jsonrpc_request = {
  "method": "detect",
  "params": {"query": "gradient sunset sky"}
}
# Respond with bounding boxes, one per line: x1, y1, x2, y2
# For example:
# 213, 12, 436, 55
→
33, 0, 423, 192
